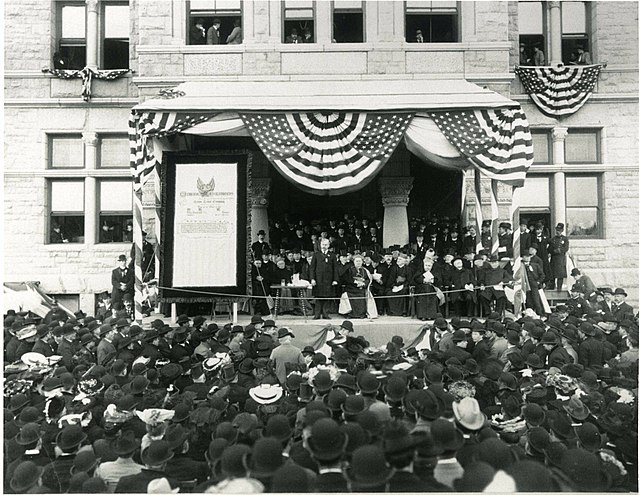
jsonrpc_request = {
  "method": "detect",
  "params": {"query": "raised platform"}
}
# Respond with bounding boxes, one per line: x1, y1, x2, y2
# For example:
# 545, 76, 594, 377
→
142, 314, 429, 349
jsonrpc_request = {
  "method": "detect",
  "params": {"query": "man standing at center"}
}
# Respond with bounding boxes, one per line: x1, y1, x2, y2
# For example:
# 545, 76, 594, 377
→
206, 18, 222, 44
310, 238, 339, 319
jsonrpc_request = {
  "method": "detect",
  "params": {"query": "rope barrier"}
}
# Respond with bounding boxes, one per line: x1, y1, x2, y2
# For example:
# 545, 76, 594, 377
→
156, 284, 514, 301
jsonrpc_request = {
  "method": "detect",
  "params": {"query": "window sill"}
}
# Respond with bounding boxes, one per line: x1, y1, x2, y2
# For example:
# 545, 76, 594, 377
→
43, 242, 132, 250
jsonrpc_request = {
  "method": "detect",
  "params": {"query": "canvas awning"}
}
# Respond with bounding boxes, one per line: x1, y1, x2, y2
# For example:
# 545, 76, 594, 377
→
134, 79, 516, 112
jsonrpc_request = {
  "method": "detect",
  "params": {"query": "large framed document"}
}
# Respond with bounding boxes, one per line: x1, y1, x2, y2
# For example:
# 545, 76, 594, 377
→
161, 152, 248, 301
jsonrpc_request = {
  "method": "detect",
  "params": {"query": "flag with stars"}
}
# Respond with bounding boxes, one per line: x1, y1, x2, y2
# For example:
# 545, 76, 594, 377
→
240, 112, 414, 195
515, 64, 604, 117
129, 111, 216, 191
429, 106, 533, 187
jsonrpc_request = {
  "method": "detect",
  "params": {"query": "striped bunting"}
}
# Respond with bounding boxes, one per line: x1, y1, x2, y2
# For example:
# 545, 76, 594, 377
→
240, 112, 414, 196
129, 111, 215, 191
515, 64, 603, 117
429, 106, 533, 187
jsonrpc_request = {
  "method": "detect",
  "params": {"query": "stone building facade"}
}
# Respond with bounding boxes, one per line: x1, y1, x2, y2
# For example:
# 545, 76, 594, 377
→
4, 1, 638, 312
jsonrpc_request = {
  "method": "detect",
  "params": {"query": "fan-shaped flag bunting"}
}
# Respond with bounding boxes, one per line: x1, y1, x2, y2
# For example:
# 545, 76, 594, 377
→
240, 112, 414, 196
429, 106, 533, 187
514, 64, 604, 117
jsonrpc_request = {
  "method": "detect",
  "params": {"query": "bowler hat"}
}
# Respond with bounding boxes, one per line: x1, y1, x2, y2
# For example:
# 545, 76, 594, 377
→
129, 375, 149, 395
277, 327, 294, 339
382, 420, 418, 454
476, 438, 516, 470
249, 437, 285, 478
15, 406, 43, 427
301, 345, 315, 356
541, 331, 558, 345
323, 388, 348, 412
452, 330, 466, 342
176, 314, 190, 325
544, 441, 567, 468
98, 324, 112, 336
346, 445, 395, 487
164, 423, 189, 450
272, 463, 311, 493
56, 424, 87, 450
453, 461, 496, 492
522, 403, 546, 427
555, 223, 564, 231
10, 461, 44, 493
307, 418, 348, 461
244, 324, 257, 338
434, 317, 448, 330
71, 450, 100, 475
141, 440, 174, 466
340, 320, 354, 332
357, 371, 380, 394
250, 315, 264, 325
113, 430, 139, 456
264, 414, 292, 442
527, 426, 550, 453
430, 419, 464, 453
575, 422, 601, 452
341, 394, 366, 415
383, 376, 407, 402
613, 288, 627, 297
15, 422, 42, 446
220, 444, 251, 478
546, 410, 575, 440
115, 318, 129, 329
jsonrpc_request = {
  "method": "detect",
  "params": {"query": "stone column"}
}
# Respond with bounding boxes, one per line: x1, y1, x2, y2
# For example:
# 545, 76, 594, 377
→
250, 178, 272, 243
548, 1, 562, 65
552, 127, 568, 227
268, 0, 281, 44
83, 132, 98, 245
379, 177, 414, 248
85, 0, 99, 69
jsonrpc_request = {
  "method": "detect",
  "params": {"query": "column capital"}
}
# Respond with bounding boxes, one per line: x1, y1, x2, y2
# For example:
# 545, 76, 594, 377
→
85, 0, 99, 13
548, 1, 561, 9
379, 177, 414, 207
82, 132, 99, 147
250, 178, 272, 207
552, 127, 569, 142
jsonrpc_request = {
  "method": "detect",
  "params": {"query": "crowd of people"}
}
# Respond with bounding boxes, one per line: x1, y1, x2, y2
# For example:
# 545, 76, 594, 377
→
251, 215, 579, 319
3, 293, 638, 493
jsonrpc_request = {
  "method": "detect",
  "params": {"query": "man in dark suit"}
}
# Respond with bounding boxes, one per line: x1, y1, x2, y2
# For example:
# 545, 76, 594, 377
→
116, 441, 178, 493
111, 255, 133, 310
206, 18, 222, 44
612, 288, 635, 322
519, 219, 532, 255
189, 18, 206, 45
310, 238, 339, 319
251, 230, 271, 260
522, 253, 546, 315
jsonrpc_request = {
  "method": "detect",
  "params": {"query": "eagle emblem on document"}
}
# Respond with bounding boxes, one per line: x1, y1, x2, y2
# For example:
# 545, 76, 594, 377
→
197, 177, 215, 196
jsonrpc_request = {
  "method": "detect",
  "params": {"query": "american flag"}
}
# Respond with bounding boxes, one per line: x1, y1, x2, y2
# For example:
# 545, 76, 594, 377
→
515, 64, 603, 117
429, 106, 533, 187
129, 111, 214, 191
240, 112, 413, 195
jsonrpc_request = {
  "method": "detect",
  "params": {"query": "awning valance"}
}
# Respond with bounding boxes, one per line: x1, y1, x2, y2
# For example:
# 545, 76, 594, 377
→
134, 79, 517, 112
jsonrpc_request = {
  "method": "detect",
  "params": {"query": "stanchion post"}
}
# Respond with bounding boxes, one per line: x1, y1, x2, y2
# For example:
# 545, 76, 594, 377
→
171, 303, 177, 324
233, 302, 238, 324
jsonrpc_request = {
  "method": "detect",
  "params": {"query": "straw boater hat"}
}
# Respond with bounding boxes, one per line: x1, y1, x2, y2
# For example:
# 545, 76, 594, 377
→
249, 384, 283, 405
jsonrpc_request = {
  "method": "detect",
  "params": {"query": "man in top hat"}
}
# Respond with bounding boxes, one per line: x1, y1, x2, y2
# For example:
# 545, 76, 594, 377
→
549, 223, 569, 290
111, 254, 134, 310
251, 229, 271, 260
269, 327, 305, 385
310, 238, 339, 319
612, 288, 634, 322
522, 253, 546, 315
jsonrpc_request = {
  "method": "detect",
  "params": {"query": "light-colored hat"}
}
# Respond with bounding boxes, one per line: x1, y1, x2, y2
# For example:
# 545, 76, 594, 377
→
249, 384, 283, 405
452, 397, 486, 431
147, 477, 179, 493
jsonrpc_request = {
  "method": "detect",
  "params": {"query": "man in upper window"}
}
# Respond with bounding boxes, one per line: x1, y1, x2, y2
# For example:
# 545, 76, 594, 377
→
285, 28, 301, 44
415, 29, 424, 43
190, 18, 206, 45
111, 255, 134, 310
206, 18, 222, 45
533, 44, 545, 66
575, 45, 592, 65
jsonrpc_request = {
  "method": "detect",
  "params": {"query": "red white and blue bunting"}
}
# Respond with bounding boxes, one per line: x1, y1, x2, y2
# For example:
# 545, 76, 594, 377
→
515, 64, 604, 117
240, 112, 414, 196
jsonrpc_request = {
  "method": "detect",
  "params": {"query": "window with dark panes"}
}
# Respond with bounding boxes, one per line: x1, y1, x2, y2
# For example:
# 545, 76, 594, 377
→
562, 1, 591, 64
565, 129, 599, 163
284, 0, 315, 43
187, 0, 242, 45
531, 129, 552, 164
99, 180, 133, 243
99, 135, 130, 168
565, 175, 601, 237
102, 3, 129, 69
333, 0, 364, 43
50, 135, 84, 169
58, 3, 87, 70
405, 1, 458, 43
50, 180, 85, 243
518, 1, 545, 65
